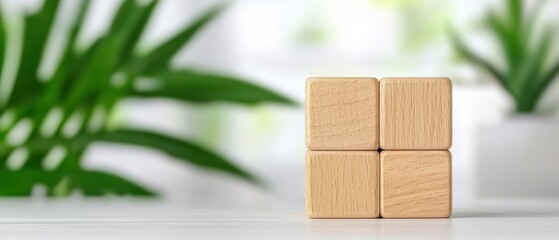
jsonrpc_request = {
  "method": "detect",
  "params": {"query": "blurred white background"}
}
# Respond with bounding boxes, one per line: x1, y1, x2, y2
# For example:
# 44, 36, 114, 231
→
4, 0, 559, 210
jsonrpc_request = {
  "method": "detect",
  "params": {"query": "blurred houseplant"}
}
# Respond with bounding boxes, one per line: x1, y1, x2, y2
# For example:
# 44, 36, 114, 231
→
452, 0, 559, 198
452, 0, 559, 113
0, 0, 294, 196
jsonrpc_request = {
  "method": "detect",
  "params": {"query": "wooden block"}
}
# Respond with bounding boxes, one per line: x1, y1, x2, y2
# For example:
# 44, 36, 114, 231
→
380, 77, 452, 150
306, 77, 379, 150
380, 151, 452, 218
306, 151, 379, 218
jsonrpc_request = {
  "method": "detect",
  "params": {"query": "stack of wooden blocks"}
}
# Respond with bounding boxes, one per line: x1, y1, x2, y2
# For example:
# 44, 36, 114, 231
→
305, 77, 452, 219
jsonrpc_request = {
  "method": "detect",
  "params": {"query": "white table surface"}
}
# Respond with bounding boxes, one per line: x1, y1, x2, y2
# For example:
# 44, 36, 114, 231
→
1, 199, 558, 240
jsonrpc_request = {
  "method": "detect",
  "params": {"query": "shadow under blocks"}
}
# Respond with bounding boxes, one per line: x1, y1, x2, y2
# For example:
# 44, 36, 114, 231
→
305, 77, 452, 219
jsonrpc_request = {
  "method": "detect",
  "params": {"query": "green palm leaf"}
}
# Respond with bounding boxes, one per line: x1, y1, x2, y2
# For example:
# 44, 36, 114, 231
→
95, 129, 258, 183
72, 170, 155, 196
8, 0, 60, 107
0, 7, 6, 98
0, 170, 60, 196
0, 0, 294, 197
450, 30, 510, 93
127, 2, 229, 74
134, 69, 296, 105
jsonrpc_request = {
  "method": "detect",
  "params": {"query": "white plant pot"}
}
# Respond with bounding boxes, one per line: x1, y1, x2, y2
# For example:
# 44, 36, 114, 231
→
477, 116, 559, 198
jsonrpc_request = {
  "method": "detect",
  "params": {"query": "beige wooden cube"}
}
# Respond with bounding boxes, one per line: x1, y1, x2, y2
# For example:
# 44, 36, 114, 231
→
306, 151, 380, 218
380, 151, 452, 218
306, 77, 379, 150
380, 77, 452, 150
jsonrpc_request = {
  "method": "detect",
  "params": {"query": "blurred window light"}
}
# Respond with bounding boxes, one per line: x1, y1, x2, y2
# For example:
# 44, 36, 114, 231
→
42, 145, 67, 171
6, 147, 29, 170
0, 110, 15, 130
62, 109, 84, 138
0, 1, 24, 105
40, 107, 64, 138
38, 0, 81, 81
6, 118, 33, 146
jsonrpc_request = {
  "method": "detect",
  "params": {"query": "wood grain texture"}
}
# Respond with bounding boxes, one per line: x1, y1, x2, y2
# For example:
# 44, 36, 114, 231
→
380, 151, 452, 218
306, 151, 379, 218
306, 77, 379, 150
380, 77, 452, 150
